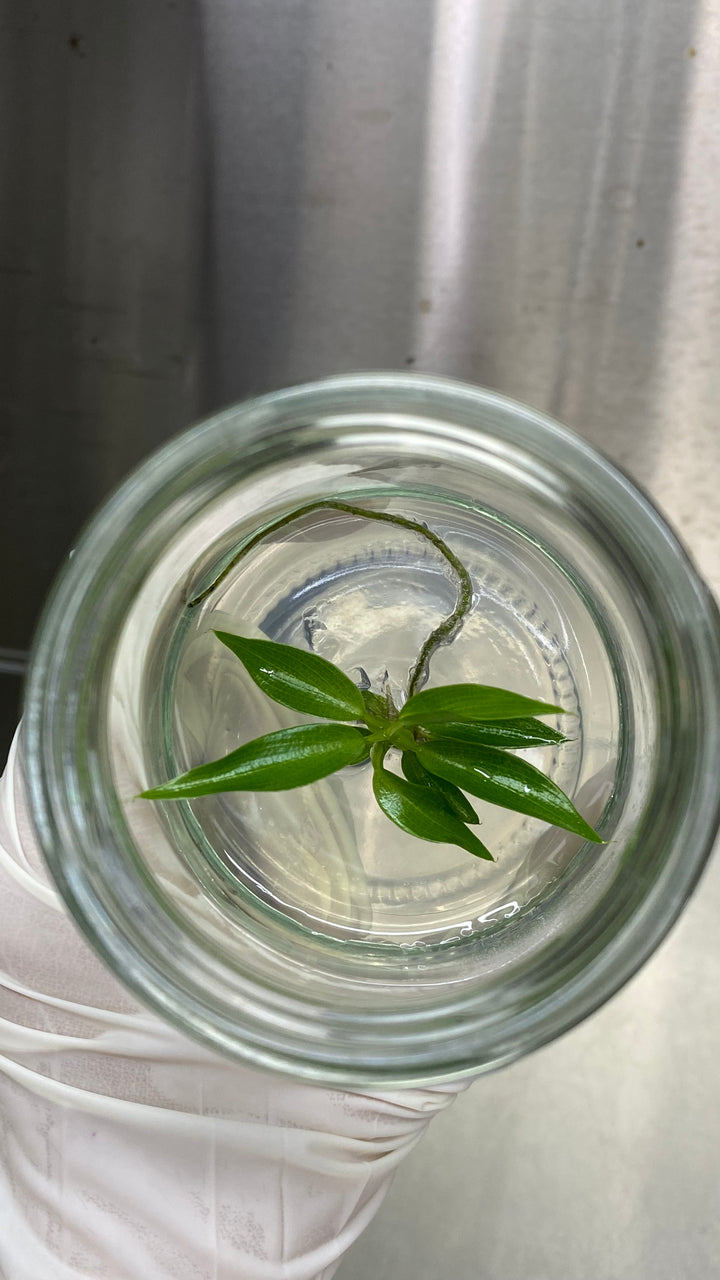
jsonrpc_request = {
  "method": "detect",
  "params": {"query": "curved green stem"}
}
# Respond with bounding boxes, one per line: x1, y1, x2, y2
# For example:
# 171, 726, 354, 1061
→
187, 499, 472, 697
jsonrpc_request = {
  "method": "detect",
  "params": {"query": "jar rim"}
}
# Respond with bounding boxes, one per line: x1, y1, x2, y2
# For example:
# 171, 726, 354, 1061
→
23, 373, 720, 1085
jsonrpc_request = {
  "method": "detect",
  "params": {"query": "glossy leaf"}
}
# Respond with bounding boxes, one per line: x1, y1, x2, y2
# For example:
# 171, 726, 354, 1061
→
424, 717, 567, 749
362, 689, 390, 718
416, 740, 603, 843
399, 683, 564, 726
401, 751, 479, 824
214, 631, 365, 720
140, 724, 370, 799
358, 691, 386, 721
372, 750, 493, 860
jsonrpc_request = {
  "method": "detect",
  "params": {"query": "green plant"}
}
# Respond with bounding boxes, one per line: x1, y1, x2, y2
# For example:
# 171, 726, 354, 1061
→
141, 503, 603, 860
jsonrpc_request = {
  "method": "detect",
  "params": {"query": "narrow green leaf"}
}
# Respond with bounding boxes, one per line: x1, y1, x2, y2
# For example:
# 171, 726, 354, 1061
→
401, 751, 479, 824
386, 725, 417, 753
372, 748, 493, 861
424, 718, 567, 749
399, 683, 565, 725
214, 632, 365, 721
416, 740, 603, 843
141, 724, 370, 799
362, 689, 389, 718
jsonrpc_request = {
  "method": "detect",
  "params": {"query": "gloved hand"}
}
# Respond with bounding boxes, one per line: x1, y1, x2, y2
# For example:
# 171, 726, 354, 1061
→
0, 729, 467, 1280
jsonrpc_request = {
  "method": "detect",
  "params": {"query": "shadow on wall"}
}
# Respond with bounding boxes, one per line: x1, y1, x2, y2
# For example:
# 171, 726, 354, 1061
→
0, 0, 204, 652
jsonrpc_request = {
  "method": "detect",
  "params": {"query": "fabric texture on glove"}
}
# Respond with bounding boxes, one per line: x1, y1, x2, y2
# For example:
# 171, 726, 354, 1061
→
0, 729, 467, 1280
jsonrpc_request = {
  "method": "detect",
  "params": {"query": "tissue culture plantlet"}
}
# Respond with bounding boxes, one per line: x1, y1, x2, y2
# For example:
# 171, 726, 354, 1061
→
141, 502, 603, 862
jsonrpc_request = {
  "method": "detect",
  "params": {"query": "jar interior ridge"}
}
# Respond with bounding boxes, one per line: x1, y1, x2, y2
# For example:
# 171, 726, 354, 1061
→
115, 418, 646, 971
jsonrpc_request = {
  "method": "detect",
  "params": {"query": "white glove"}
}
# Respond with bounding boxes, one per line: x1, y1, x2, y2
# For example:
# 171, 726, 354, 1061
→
0, 730, 467, 1280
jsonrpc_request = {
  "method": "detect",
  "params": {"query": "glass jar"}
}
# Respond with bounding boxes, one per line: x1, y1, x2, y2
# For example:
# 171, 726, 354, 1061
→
23, 374, 720, 1086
